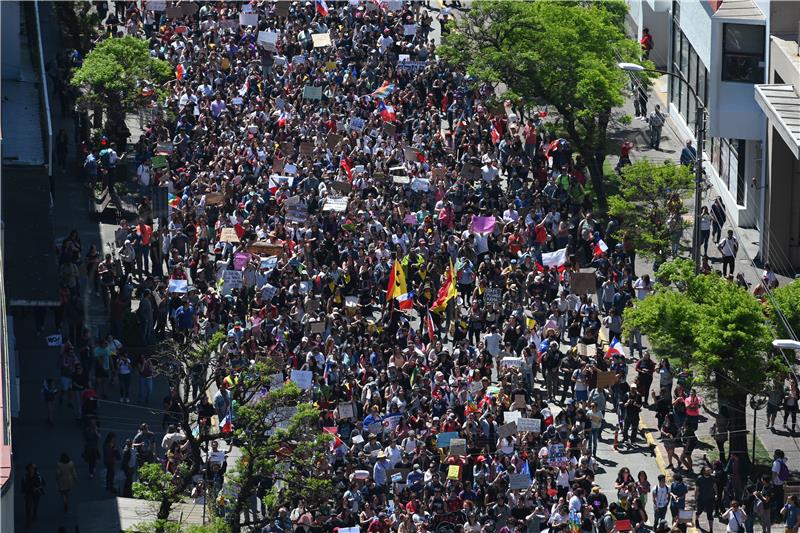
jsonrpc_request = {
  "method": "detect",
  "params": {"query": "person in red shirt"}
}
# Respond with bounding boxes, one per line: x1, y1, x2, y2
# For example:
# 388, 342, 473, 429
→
615, 140, 635, 175
640, 28, 654, 60
135, 219, 153, 276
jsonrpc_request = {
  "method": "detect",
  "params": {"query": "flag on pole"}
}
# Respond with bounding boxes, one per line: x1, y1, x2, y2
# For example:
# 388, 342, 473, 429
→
379, 101, 396, 122
340, 156, 354, 182
395, 290, 414, 310
221, 410, 233, 433
371, 81, 396, 99
605, 337, 625, 359
315, 0, 329, 17
238, 79, 250, 96
593, 239, 609, 257
175, 64, 185, 80
425, 308, 436, 344
430, 260, 457, 313
386, 260, 408, 302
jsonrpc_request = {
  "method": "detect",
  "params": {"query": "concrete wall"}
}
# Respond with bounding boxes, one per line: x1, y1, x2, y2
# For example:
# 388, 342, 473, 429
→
766, 127, 800, 268
1, 2, 21, 80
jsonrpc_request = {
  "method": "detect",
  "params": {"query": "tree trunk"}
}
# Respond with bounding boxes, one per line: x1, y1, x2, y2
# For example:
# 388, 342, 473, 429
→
585, 150, 608, 212
157, 496, 172, 522
721, 390, 753, 474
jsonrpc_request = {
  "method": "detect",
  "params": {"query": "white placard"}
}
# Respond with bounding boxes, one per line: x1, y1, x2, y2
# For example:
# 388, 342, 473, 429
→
258, 30, 278, 51
323, 197, 349, 212
411, 178, 429, 192
47, 334, 63, 347
338, 403, 355, 419
403, 24, 417, 36
501, 357, 523, 368
517, 418, 542, 433
509, 473, 532, 490
239, 13, 258, 27
167, 279, 188, 293
221, 270, 243, 295
504, 411, 521, 424
262, 283, 278, 301
290, 369, 314, 390
311, 32, 332, 48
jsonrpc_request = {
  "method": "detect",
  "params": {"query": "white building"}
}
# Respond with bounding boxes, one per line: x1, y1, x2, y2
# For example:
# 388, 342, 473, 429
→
626, 0, 800, 270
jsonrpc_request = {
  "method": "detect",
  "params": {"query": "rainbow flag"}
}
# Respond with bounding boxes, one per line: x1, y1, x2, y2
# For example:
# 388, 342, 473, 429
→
168, 193, 181, 209
371, 81, 396, 100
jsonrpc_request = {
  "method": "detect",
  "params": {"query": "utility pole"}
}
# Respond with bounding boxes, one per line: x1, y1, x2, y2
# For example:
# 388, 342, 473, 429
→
692, 106, 707, 274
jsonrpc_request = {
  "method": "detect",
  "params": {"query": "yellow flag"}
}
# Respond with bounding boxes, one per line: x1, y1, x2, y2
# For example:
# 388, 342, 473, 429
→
388, 259, 408, 300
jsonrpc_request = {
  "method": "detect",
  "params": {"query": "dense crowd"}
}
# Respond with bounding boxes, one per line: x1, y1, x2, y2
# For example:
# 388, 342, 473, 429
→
34, 1, 794, 533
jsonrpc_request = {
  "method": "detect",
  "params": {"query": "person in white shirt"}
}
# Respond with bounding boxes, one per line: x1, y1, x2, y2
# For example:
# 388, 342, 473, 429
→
717, 229, 738, 277
481, 160, 499, 183
502, 203, 519, 224
632, 274, 653, 300
136, 159, 152, 197
722, 501, 746, 533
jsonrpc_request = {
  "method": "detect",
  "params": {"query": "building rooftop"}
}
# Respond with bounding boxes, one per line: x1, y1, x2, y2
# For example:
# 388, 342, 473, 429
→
712, 0, 765, 20
755, 84, 800, 159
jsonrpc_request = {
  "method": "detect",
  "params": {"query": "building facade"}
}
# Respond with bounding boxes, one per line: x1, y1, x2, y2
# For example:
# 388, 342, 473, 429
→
626, 0, 800, 271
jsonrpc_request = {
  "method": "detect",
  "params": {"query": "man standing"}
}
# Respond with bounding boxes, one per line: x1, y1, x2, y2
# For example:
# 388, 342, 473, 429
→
84, 149, 99, 185
717, 229, 738, 277
647, 105, 665, 150
695, 467, 718, 532
771, 449, 789, 516
680, 140, 697, 166
632, 80, 649, 120
653, 474, 670, 525
711, 198, 727, 244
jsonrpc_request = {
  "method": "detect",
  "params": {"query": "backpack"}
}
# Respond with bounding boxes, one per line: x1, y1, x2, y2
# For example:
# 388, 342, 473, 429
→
778, 459, 790, 482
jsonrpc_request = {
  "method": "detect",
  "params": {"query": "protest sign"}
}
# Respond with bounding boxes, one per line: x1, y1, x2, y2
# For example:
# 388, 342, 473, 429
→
166, 5, 181, 18
327, 133, 343, 149
410, 178, 429, 192
392, 174, 410, 184
167, 279, 188, 293
220, 227, 239, 243
484, 287, 503, 304
284, 196, 307, 222
148, 0, 166, 10
509, 473, 532, 490
290, 369, 313, 390
46, 334, 62, 347
403, 24, 417, 36
432, 167, 446, 180
517, 418, 542, 433
471, 215, 496, 234
331, 181, 353, 195
436, 432, 459, 448
349, 117, 365, 132
257, 30, 278, 52
447, 465, 460, 480
323, 197, 348, 212
233, 252, 251, 271
292, 55, 306, 65
239, 13, 258, 26
262, 283, 278, 301
338, 403, 355, 419
449, 438, 467, 455
469, 381, 484, 394
268, 174, 294, 190
303, 86, 322, 100
152, 155, 168, 169
181, 3, 198, 15
299, 142, 314, 157
396, 61, 428, 72
501, 357, 523, 368
548, 444, 569, 466
205, 192, 224, 206
403, 147, 418, 161
571, 272, 597, 294
311, 32, 332, 48
274, 1, 290, 16
514, 394, 526, 409
504, 411, 521, 424
596, 370, 617, 389
498, 422, 517, 439
309, 320, 325, 333
248, 242, 283, 255
220, 270, 242, 295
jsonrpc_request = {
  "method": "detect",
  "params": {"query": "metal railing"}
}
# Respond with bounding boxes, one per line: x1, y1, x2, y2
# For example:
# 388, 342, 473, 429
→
32, 0, 53, 181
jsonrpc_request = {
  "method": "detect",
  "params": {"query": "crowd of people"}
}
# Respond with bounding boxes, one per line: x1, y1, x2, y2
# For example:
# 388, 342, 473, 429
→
34, 1, 794, 533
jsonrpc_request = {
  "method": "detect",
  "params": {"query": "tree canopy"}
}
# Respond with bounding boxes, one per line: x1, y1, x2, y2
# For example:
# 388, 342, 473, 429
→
439, 0, 646, 209
770, 280, 800, 340
608, 160, 694, 264
71, 35, 172, 111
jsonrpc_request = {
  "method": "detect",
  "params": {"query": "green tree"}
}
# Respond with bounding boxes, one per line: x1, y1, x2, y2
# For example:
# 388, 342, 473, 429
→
769, 280, 800, 339
608, 160, 693, 265
133, 335, 331, 532
439, 0, 645, 210
71, 36, 172, 144
624, 259, 779, 460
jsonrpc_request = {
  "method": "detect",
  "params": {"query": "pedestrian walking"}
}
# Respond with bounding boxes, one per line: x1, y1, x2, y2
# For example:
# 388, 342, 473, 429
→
652, 474, 670, 525
82, 417, 101, 479
42, 378, 58, 426
711, 198, 726, 244
121, 438, 137, 497
21, 463, 45, 528
699, 206, 712, 257
717, 229, 739, 277
55, 453, 78, 513
103, 433, 121, 493
646, 105, 665, 150
783, 381, 798, 433
116, 351, 132, 403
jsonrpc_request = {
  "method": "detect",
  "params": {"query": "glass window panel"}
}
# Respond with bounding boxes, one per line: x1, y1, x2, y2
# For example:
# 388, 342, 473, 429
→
722, 24, 765, 83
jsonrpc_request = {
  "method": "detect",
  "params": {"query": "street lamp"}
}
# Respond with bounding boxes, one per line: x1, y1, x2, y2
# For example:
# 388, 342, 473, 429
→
772, 339, 800, 350
617, 62, 707, 274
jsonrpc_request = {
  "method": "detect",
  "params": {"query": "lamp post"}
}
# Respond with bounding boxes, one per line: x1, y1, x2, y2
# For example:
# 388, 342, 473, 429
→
618, 62, 707, 274
772, 339, 800, 351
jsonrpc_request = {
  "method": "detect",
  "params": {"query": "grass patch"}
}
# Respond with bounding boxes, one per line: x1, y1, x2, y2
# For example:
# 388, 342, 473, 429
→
699, 435, 772, 466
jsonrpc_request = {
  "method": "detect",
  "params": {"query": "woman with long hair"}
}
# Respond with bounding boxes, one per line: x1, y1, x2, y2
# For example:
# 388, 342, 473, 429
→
103, 432, 120, 492
56, 452, 78, 512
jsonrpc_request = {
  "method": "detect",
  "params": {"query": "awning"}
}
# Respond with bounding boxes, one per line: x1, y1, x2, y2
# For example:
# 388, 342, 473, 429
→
755, 84, 800, 160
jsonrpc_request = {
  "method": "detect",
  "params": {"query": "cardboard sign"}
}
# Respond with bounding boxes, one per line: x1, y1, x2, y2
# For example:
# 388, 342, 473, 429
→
596, 370, 617, 389
338, 403, 355, 419
331, 181, 353, 195
303, 86, 322, 100
220, 227, 240, 243
239, 13, 258, 27
403, 24, 417, 36
484, 287, 503, 304
311, 32, 332, 48
497, 422, 517, 439
46, 334, 63, 347
327, 134, 343, 149
272, 158, 286, 174
309, 320, 326, 333
571, 272, 597, 294
247, 242, 283, 255
167, 279, 188, 293
290, 369, 314, 390
504, 411, 521, 424
509, 473, 531, 490
461, 163, 481, 180
449, 438, 467, 455
517, 418, 542, 433
513, 394, 526, 409
205, 192, 224, 206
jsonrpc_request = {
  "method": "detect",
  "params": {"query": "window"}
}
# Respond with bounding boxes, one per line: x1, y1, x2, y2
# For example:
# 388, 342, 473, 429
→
722, 23, 765, 83
735, 140, 747, 206
680, 33, 689, 118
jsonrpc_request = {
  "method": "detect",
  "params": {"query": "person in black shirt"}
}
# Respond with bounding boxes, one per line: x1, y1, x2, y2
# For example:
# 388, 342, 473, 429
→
694, 467, 717, 531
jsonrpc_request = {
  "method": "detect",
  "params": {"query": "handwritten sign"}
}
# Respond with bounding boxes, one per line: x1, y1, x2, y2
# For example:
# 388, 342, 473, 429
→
349, 117, 365, 132
290, 369, 314, 390
449, 438, 467, 455
323, 197, 348, 212
517, 418, 542, 433
548, 443, 569, 467
509, 473, 532, 490
504, 411, 521, 424
220, 227, 240, 243
484, 287, 503, 304
311, 32, 332, 48
501, 357, 523, 368
221, 270, 243, 295
447, 465, 461, 480
338, 403, 355, 419
498, 422, 517, 439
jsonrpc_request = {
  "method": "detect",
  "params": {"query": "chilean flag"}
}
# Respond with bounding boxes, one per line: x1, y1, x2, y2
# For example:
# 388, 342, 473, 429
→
490, 121, 500, 145
605, 337, 625, 360
425, 308, 436, 344
315, 0, 329, 17
238, 79, 250, 97
221, 410, 233, 433
379, 101, 396, 122
277, 110, 288, 128
593, 239, 609, 257
396, 291, 414, 310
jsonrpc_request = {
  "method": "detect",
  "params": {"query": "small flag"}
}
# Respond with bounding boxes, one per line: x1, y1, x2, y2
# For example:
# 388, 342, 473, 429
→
593, 238, 609, 257
541, 247, 568, 268
238, 79, 250, 97
221, 410, 233, 433
315, 0, 329, 17
277, 110, 288, 128
175, 64, 185, 80
395, 291, 414, 310
425, 308, 436, 344
340, 156, 354, 182
490, 121, 500, 144
605, 337, 625, 359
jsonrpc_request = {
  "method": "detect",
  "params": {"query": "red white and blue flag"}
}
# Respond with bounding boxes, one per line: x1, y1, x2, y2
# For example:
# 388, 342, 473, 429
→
490, 121, 500, 144
340, 156, 354, 182
425, 308, 436, 344
605, 337, 625, 359
593, 239, 609, 257
315, 0, 329, 17
221, 410, 233, 433
277, 110, 289, 128
379, 101, 396, 122
395, 291, 414, 310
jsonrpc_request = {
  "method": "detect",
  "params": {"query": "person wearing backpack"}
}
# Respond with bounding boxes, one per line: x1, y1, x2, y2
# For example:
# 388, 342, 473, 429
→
646, 105, 665, 150
772, 449, 791, 517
